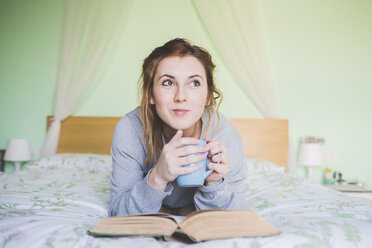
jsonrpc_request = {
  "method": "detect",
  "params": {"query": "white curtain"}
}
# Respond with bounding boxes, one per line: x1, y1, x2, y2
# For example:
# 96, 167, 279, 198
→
193, 0, 296, 173
41, 0, 133, 157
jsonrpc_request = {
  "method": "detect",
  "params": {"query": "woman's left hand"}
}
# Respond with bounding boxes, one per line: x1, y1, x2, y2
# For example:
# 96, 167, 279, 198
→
204, 138, 230, 186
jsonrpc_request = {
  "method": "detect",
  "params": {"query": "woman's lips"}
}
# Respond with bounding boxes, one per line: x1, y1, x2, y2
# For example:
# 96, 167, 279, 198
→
172, 109, 189, 116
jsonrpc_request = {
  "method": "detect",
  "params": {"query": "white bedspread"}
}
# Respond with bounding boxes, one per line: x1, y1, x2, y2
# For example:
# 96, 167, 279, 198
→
0, 154, 371, 247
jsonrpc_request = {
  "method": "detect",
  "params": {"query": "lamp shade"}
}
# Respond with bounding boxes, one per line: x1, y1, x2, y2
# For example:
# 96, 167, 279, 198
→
298, 143, 324, 167
4, 139, 31, 162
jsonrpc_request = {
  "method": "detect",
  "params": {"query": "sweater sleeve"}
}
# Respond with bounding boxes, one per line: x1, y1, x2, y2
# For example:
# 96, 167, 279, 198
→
108, 116, 172, 216
193, 126, 248, 210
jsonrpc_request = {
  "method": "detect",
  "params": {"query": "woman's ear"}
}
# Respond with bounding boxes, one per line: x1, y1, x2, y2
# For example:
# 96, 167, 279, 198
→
150, 95, 154, 105
205, 95, 211, 106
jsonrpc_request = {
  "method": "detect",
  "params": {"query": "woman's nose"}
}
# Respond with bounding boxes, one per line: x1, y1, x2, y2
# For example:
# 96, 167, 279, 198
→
174, 86, 186, 102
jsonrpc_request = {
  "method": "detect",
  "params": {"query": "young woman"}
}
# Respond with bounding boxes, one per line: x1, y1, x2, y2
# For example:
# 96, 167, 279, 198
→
109, 38, 247, 216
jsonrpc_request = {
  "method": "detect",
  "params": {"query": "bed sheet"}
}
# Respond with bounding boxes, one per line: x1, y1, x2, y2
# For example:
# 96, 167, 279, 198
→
1, 154, 372, 248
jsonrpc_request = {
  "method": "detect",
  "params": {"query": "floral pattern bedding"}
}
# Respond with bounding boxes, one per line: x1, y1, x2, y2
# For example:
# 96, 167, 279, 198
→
0, 154, 371, 248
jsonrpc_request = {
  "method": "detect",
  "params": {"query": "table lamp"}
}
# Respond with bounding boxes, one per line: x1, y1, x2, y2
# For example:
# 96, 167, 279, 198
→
4, 139, 31, 172
298, 143, 324, 179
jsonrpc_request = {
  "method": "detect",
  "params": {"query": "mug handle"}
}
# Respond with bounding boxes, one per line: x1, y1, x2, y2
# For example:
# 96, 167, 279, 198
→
204, 152, 220, 178
204, 152, 220, 179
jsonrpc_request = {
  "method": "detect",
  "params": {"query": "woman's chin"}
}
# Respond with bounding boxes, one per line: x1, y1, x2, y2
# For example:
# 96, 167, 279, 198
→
163, 122, 193, 133
170, 125, 191, 131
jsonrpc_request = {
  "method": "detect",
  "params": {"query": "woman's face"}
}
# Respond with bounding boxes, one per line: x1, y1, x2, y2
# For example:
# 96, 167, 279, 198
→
150, 56, 209, 134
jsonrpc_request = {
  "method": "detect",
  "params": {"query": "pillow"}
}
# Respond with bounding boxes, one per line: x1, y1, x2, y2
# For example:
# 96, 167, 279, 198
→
245, 157, 285, 173
26, 153, 112, 171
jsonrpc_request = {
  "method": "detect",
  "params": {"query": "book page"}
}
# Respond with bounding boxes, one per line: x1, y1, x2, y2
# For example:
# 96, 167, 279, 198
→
137, 212, 182, 224
88, 215, 178, 237
179, 210, 280, 242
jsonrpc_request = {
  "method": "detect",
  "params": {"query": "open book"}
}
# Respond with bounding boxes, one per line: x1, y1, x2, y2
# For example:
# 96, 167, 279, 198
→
88, 209, 280, 242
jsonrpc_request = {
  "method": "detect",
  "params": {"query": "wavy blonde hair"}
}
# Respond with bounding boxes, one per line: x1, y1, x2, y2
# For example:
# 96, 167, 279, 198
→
139, 38, 222, 166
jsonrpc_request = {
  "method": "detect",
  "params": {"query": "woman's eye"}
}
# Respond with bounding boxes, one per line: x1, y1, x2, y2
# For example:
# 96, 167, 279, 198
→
162, 80, 173, 86
190, 80, 200, 87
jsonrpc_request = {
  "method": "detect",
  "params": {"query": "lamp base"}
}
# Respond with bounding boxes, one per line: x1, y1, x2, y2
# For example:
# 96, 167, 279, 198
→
307, 167, 314, 180
14, 161, 21, 172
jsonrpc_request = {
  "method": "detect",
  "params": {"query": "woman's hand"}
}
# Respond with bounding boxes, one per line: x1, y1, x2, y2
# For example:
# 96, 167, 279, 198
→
148, 130, 208, 191
204, 138, 230, 186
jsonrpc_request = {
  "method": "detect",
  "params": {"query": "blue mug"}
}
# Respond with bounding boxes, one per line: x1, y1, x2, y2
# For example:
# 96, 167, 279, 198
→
176, 140, 213, 187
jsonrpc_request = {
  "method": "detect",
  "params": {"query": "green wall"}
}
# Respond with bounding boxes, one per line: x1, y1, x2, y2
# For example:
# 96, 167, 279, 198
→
257, 0, 372, 183
1, 0, 371, 185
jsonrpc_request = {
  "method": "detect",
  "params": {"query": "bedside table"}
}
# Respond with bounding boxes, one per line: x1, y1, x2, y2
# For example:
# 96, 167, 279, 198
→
0, 149, 5, 172
325, 184, 372, 200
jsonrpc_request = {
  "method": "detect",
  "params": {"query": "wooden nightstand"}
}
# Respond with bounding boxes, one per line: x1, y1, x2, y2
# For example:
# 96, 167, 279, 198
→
0, 149, 5, 172
325, 184, 372, 200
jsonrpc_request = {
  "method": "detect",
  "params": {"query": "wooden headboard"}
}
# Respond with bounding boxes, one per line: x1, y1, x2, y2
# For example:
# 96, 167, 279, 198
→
47, 116, 288, 167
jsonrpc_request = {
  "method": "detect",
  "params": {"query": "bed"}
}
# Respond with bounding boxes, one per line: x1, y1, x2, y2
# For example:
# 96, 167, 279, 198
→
1, 116, 372, 247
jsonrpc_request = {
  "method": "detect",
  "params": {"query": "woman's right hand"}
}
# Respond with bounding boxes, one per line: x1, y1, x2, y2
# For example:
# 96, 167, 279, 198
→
148, 130, 208, 191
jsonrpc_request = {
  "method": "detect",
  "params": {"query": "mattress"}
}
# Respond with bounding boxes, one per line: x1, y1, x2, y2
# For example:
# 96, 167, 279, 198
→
1, 154, 371, 247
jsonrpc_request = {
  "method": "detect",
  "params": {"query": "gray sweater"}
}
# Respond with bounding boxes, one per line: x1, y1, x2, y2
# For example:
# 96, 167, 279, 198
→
109, 107, 247, 216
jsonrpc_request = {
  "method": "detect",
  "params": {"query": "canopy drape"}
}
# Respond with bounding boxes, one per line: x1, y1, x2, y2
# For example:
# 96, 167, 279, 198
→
41, 0, 133, 157
193, 0, 296, 173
